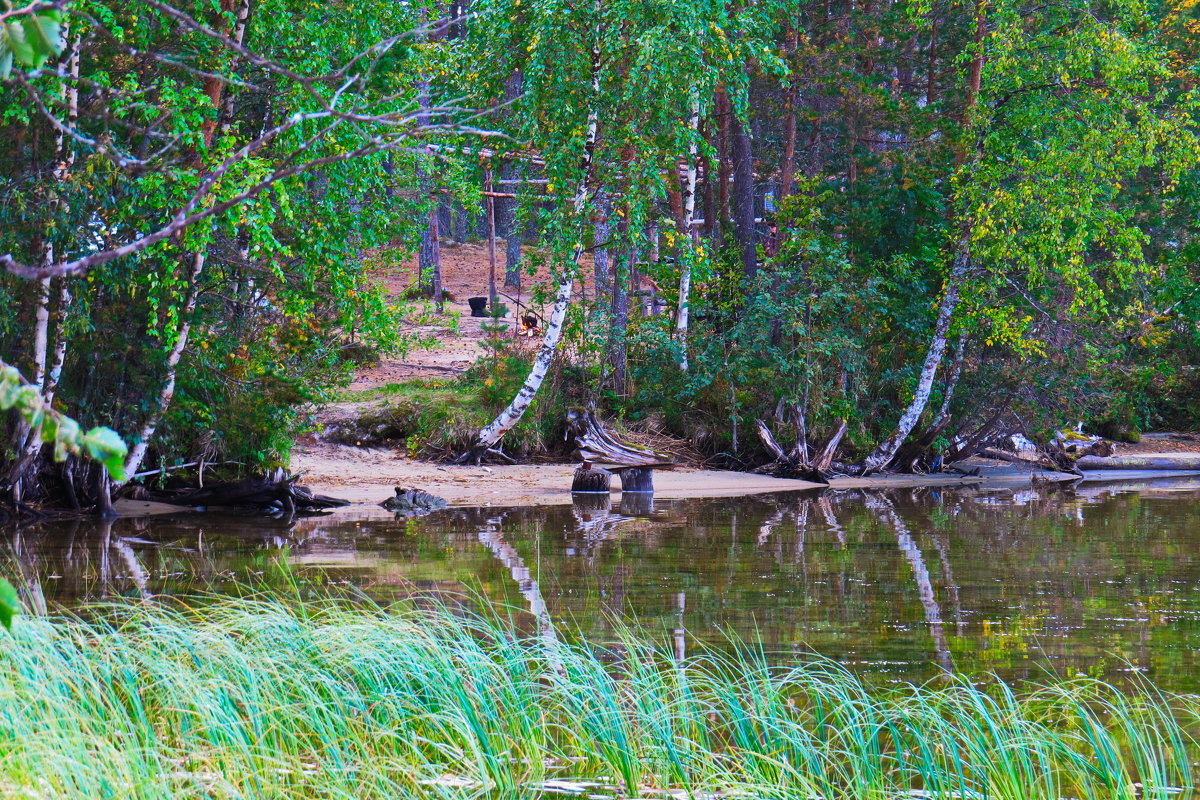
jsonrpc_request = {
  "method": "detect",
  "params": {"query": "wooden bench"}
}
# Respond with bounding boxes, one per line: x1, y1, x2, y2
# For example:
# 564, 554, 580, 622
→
567, 410, 675, 493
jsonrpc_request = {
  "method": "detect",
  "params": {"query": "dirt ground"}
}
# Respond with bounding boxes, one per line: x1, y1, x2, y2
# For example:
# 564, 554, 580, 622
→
290, 240, 1200, 510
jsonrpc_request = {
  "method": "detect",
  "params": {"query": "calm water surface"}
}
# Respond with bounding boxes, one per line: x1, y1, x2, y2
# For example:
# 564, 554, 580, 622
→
6, 478, 1200, 689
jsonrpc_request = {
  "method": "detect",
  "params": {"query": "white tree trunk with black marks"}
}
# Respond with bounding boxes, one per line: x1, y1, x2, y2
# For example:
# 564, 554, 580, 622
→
675, 90, 700, 371
862, 236, 970, 473
463, 19, 602, 462
121, 250, 206, 482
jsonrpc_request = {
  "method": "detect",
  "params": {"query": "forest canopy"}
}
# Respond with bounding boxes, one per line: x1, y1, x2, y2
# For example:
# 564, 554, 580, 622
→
2, 0, 1200, 507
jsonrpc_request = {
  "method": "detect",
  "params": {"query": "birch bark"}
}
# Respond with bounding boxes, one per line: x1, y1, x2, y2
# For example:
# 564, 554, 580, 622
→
674, 90, 700, 371
461, 19, 603, 463
861, 238, 969, 472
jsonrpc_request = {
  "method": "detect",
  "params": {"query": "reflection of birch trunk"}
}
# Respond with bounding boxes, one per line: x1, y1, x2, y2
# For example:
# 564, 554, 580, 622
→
461, 21, 603, 463
931, 532, 964, 634
793, 500, 810, 568
112, 537, 151, 600
477, 527, 562, 670
818, 496, 847, 547
864, 494, 953, 672
673, 591, 686, 662
756, 506, 786, 547
9, 529, 47, 616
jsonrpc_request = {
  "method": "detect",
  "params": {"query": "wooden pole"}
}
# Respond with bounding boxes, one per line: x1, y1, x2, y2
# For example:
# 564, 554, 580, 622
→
485, 165, 499, 308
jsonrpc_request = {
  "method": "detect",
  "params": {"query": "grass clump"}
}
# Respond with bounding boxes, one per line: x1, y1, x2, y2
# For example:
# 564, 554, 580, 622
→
328, 345, 581, 458
0, 595, 1195, 800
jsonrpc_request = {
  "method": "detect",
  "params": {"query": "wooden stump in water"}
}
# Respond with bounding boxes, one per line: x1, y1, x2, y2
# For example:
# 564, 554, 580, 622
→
571, 461, 612, 493
616, 466, 654, 493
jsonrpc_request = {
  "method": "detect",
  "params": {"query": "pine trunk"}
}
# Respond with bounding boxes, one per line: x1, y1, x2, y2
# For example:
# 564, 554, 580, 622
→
731, 106, 756, 279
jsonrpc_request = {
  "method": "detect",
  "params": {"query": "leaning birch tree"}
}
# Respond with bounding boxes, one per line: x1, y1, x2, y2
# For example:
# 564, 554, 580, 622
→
459, 1, 604, 464
861, 0, 1197, 472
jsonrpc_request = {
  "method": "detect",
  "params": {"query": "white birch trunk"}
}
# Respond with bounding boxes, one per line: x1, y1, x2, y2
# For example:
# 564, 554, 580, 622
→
675, 90, 701, 371
463, 21, 602, 461
122, 250, 206, 481
219, 0, 251, 136
42, 278, 70, 406
861, 235, 970, 473
13, 36, 78, 468
29, 276, 51, 391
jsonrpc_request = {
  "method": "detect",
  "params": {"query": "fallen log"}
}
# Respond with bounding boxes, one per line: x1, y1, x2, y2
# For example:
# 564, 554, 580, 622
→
1076, 454, 1200, 471
156, 474, 350, 514
980, 447, 1081, 476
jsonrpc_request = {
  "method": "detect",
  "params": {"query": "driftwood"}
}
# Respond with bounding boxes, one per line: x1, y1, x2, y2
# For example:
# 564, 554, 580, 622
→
566, 409, 674, 467
566, 410, 674, 494
159, 473, 349, 514
380, 487, 448, 515
752, 417, 845, 484
979, 447, 1079, 476
1076, 454, 1200, 471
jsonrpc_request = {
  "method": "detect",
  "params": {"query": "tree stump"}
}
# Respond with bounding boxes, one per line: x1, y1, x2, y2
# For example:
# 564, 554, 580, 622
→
615, 466, 653, 493
571, 461, 611, 493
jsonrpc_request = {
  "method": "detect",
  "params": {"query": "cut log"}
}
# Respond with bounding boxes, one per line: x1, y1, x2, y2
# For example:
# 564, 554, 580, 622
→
614, 466, 654, 493
1076, 454, 1200, 471
572, 462, 612, 492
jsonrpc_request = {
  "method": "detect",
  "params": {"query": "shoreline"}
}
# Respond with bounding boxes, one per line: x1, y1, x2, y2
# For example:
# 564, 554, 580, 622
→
286, 442, 1088, 514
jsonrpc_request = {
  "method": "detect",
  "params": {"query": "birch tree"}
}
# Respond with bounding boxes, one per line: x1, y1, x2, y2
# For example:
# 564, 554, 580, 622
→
861, 0, 1197, 472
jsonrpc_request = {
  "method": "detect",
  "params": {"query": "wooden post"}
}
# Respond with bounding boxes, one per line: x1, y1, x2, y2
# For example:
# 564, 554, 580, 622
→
485, 164, 498, 309
572, 461, 612, 493
618, 467, 654, 493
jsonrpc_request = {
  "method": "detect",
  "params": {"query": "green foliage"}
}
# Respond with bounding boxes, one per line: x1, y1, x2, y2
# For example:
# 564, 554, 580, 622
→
0, 363, 126, 480
0, 578, 16, 631
0, 4, 65, 78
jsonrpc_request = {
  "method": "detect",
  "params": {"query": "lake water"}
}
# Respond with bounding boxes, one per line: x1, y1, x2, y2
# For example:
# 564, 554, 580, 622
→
7, 478, 1200, 689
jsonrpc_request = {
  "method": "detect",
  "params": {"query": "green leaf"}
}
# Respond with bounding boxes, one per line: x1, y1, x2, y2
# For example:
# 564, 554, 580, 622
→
0, 579, 19, 631
83, 427, 129, 482
0, 49, 12, 81
4, 22, 35, 67
52, 416, 80, 460
25, 15, 65, 58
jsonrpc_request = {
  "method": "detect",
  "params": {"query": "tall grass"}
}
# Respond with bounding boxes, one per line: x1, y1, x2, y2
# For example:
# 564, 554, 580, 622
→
0, 595, 1194, 799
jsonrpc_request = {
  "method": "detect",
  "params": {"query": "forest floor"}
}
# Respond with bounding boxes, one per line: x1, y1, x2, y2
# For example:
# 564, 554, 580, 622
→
290, 240, 1200, 510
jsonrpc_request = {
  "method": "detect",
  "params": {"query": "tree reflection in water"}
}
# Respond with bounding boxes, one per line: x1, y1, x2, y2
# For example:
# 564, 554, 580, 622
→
5, 480, 1200, 688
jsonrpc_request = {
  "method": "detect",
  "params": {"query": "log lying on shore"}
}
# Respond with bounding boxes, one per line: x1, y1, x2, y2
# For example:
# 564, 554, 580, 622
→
1076, 454, 1200, 471
150, 473, 349, 514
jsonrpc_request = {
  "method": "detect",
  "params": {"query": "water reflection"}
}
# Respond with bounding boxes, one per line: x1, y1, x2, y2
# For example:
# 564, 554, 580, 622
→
6, 479, 1200, 688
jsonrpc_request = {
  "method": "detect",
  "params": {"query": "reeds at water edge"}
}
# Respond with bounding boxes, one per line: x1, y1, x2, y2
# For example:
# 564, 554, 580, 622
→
0, 593, 1194, 800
